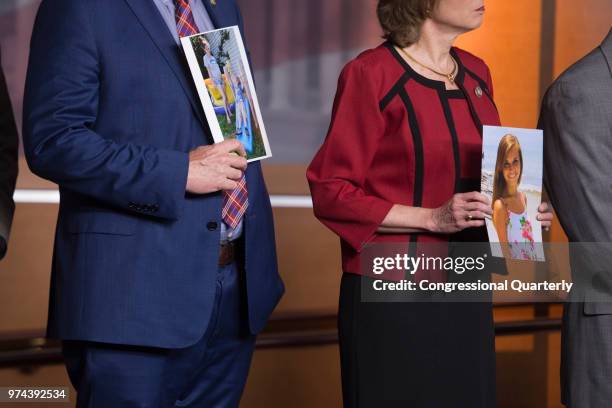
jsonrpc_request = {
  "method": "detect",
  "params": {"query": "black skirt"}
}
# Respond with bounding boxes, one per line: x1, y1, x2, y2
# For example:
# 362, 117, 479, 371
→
338, 272, 496, 408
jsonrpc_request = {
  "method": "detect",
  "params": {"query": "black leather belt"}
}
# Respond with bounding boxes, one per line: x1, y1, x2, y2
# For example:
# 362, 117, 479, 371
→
218, 241, 236, 266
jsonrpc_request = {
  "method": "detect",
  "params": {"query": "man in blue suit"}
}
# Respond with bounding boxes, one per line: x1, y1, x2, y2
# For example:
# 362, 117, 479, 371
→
23, 0, 284, 406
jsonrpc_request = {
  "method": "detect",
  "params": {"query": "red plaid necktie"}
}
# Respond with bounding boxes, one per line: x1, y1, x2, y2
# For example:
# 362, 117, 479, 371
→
174, 0, 249, 229
174, 0, 199, 37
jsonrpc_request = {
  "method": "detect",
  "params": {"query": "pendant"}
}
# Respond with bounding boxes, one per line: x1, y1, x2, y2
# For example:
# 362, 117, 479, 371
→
448, 74, 455, 84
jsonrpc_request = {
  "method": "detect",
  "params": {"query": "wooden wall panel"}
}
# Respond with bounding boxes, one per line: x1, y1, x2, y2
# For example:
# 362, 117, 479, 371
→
497, 332, 563, 408
0, 365, 75, 408
262, 164, 310, 195
456, 0, 543, 128
272, 208, 341, 314
547, 331, 563, 408
0, 204, 56, 332
14, 158, 54, 190
554, 0, 612, 78
242, 345, 342, 407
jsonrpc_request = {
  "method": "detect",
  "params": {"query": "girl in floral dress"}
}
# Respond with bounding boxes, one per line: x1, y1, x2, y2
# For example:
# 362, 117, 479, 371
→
492, 134, 538, 260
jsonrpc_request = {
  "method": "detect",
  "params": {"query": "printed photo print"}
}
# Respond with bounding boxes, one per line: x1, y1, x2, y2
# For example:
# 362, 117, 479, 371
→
181, 26, 271, 162
481, 126, 545, 262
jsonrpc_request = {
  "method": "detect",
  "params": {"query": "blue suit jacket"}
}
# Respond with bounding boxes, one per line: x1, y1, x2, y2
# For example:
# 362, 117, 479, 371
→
23, 0, 284, 348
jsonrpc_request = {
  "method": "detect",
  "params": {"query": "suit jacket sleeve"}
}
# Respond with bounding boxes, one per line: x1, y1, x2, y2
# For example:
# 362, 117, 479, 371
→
540, 79, 612, 281
0, 52, 18, 259
307, 60, 393, 252
23, 0, 189, 220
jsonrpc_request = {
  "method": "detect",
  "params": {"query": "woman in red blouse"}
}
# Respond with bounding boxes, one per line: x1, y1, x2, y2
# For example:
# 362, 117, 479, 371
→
307, 0, 552, 406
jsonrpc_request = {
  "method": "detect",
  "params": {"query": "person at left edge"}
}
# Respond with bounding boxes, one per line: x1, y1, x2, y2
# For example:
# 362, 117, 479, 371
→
23, 1, 284, 407
0, 48, 19, 260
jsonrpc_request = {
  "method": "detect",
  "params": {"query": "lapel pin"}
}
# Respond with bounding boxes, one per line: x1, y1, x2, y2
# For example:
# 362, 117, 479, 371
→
475, 86, 483, 98
210, 0, 216, 5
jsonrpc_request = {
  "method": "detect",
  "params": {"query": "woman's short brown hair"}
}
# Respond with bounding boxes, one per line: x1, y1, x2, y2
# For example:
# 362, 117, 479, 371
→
377, 0, 438, 47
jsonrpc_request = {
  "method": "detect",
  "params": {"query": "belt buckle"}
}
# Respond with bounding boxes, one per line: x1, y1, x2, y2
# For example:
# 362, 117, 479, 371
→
218, 241, 235, 266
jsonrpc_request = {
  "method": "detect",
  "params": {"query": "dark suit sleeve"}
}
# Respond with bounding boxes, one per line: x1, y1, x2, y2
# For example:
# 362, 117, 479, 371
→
540, 80, 612, 241
23, 0, 189, 220
0, 51, 19, 259
540, 79, 612, 298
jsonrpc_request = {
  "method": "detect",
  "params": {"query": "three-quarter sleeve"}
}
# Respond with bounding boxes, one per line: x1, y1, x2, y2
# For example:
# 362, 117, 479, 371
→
307, 60, 394, 252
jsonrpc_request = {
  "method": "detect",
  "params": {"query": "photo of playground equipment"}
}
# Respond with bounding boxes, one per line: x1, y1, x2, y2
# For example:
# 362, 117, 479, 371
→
181, 26, 271, 161
204, 75, 235, 116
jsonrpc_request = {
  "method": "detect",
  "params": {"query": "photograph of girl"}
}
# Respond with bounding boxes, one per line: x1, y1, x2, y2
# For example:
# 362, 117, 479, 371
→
482, 126, 545, 261
181, 26, 271, 162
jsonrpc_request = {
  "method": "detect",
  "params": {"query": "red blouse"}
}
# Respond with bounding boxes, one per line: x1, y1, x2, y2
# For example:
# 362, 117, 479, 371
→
307, 42, 501, 276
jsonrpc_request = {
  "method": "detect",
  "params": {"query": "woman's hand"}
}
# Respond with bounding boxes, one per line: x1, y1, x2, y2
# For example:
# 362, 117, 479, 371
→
536, 202, 553, 231
428, 192, 492, 234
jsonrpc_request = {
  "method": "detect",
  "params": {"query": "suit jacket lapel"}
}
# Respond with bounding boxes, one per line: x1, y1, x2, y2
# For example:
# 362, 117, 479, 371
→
600, 29, 612, 78
203, 0, 235, 29
203, 1, 219, 28
123, 0, 207, 128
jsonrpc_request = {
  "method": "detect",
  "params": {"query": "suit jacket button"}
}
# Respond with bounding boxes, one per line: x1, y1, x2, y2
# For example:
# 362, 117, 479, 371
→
207, 221, 218, 231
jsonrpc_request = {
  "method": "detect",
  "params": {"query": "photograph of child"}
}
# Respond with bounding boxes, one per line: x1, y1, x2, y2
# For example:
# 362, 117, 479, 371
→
201, 37, 232, 124
481, 126, 545, 261
181, 26, 271, 162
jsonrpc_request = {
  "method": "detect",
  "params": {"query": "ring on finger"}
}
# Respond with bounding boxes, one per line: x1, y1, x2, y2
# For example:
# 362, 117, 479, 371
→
466, 212, 473, 221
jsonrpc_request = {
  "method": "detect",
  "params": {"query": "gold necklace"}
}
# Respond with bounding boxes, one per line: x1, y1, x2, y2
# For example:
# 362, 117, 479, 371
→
397, 47, 458, 84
